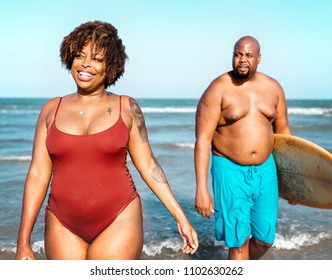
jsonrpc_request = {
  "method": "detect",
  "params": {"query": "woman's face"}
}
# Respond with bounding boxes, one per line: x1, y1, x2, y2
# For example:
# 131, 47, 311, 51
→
71, 42, 107, 93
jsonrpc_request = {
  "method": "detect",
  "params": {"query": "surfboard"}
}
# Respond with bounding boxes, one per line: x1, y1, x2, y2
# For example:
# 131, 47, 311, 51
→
273, 134, 332, 209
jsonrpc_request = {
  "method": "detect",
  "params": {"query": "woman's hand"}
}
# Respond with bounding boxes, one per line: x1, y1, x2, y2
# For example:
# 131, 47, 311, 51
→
15, 243, 35, 260
176, 220, 199, 255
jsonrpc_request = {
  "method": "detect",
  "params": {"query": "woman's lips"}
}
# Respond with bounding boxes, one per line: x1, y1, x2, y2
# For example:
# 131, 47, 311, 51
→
77, 71, 93, 81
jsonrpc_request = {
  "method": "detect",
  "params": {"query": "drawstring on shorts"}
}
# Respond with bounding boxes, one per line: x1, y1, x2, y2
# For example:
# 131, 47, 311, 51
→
247, 166, 257, 181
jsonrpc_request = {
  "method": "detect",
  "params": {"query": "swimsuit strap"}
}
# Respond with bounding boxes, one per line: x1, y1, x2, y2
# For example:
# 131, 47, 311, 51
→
54, 97, 63, 120
119, 95, 122, 116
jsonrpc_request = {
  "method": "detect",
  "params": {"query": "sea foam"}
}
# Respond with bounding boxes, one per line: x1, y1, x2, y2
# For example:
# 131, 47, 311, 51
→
143, 238, 182, 257
0, 156, 31, 162
273, 232, 331, 250
288, 107, 332, 115
142, 107, 196, 113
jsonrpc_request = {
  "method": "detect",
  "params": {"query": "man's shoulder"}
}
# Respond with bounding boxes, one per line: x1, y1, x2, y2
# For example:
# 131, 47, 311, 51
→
201, 73, 232, 101
256, 72, 284, 93
256, 71, 279, 83
211, 72, 232, 86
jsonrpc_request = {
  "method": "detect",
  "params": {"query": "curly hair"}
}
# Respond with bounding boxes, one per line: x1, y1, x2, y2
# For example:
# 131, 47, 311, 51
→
60, 21, 128, 88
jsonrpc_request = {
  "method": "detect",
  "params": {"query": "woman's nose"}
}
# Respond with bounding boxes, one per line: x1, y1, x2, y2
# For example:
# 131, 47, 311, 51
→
81, 57, 91, 67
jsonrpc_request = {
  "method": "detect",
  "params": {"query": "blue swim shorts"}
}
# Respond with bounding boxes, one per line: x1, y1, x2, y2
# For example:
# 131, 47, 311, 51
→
211, 154, 278, 248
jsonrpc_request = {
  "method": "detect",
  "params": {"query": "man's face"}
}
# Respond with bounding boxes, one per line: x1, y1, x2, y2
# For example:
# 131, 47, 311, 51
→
232, 40, 261, 80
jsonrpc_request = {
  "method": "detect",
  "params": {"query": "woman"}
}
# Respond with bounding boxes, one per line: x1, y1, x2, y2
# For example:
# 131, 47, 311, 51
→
15, 20, 198, 260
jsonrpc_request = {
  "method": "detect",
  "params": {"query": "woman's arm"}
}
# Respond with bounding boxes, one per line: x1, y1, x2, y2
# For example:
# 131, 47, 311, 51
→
125, 97, 198, 254
16, 102, 53, 260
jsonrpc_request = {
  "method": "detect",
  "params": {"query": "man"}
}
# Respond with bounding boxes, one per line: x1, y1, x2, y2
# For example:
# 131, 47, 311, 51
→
194, 36, 291, 260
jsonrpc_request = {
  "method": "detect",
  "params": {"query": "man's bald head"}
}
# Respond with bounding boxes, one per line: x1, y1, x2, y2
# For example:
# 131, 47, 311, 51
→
234, 36, 261, 54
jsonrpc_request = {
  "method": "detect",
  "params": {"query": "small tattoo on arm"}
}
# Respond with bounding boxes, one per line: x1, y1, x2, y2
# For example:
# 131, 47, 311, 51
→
197, 98, 209, 117
200, 99, 209, 108
151, 153, 168, 184
129, 97, 148, 142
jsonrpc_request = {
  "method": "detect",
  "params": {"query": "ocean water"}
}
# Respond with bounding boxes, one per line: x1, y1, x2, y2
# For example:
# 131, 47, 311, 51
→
0, 97, 331, 260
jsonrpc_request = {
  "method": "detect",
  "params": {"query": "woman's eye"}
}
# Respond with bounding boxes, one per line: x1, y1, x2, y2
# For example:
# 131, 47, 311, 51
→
94, 57, 103, 62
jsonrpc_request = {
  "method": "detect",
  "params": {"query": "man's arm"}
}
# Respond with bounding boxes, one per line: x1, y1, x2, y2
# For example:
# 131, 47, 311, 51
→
194, 79, 223, 218
273, 83, 291, 134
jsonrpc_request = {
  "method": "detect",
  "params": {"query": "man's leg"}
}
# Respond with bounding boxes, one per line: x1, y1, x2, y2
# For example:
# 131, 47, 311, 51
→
249, 237, 272, 260
228, 238, 250, 260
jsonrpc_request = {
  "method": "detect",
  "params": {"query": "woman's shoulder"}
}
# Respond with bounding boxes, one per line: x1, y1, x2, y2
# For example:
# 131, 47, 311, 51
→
39, 95, 72, 122
113, 93, 142, 111
114, 93, 135, 102
39, 96, 58, 111
42, 93, 75, 109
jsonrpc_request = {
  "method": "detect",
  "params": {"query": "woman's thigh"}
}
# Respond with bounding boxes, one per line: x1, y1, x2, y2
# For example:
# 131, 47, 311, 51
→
87, 196, 144, 260
45, 211, 89, 260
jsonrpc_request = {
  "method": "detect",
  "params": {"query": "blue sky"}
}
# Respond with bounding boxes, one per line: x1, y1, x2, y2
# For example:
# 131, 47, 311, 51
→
0, 0, 331, 99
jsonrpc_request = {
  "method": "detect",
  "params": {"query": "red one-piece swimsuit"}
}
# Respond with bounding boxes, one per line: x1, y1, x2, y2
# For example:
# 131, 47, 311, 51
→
46, 95, 138, 243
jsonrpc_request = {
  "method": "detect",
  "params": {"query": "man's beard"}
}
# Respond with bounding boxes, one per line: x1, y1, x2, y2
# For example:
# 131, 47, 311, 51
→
234, 69, 250, 80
